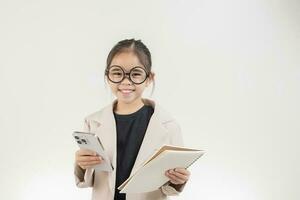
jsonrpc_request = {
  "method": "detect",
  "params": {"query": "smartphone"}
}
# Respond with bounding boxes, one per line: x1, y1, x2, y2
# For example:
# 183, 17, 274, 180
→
73, 131, 114, 172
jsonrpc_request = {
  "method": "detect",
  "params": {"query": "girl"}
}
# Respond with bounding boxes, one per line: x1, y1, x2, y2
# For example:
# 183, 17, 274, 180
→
74, 39, 190, 200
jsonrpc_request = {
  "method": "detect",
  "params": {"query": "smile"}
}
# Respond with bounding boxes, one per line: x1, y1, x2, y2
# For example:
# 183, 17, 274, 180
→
118, 89, 135, 94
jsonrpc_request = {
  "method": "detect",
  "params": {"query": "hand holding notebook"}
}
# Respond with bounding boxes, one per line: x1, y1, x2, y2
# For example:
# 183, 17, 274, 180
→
118, 145, 205, 193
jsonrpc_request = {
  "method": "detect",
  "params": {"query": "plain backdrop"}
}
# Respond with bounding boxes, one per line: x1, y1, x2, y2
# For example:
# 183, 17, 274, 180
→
0, 0, 299, 199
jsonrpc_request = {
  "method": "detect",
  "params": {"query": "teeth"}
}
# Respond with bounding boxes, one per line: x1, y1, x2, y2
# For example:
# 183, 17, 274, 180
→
120, 89, 132, 94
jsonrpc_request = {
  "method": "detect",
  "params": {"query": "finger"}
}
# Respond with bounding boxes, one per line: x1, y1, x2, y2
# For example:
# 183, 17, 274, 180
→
165, 172, 179, 184
168, 173, 185, 184
169, 170, 188, 180
76, 149, 92, 156
165, 171, 186, 184
174, 168, 190, 176
77, 156, 102, 162
82, 161, 103, 169
79, 160, 102, 167
77, 149, 97, 156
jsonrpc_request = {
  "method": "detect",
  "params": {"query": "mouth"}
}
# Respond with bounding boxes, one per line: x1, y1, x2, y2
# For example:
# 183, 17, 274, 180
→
118, 89, 135, 94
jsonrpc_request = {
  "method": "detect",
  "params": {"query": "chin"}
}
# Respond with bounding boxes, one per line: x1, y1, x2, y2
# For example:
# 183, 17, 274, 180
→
117, 96, 136, 104
117, 94, 142, 105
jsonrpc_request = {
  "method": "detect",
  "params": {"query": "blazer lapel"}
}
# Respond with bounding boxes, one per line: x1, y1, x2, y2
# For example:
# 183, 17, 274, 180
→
92, 102, 117, 194
128, 99, 172, 177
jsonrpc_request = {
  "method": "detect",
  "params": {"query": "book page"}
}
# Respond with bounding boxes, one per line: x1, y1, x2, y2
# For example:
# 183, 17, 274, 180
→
118, 145, 204, 191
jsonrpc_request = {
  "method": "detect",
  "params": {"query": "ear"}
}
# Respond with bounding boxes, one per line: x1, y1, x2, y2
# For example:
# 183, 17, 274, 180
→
146, 72, 155, 87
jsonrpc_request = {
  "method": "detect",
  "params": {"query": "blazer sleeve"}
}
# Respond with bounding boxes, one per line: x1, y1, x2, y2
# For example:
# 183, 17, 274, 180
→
160, 119, 188, 196
74, 118, 95, 188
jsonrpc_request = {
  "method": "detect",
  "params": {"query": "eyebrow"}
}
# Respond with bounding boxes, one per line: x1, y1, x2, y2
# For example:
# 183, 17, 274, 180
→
110, 65, 145, 71
132, 68, 143, 72
110, 68, 122, 71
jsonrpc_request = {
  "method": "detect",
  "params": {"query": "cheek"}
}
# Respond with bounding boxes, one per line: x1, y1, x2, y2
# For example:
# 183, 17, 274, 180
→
108, 83, 118, 94
135, 85, 147, 94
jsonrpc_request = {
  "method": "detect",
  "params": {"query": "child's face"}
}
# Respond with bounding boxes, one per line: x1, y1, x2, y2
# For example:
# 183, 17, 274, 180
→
107, 51, 152, 105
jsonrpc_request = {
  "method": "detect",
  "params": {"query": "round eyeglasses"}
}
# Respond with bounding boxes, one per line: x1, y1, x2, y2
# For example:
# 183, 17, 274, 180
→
105, 65, 149, 84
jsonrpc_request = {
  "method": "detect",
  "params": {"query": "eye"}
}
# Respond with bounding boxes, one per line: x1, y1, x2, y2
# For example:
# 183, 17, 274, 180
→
132, 72, 142, 76
109, 68, 123, 76
112, 72, 122, 76
131, 68, 145, 77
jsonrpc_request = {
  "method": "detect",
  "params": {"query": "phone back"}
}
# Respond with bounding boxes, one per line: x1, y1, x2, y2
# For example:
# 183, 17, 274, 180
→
73, 131, 113, 172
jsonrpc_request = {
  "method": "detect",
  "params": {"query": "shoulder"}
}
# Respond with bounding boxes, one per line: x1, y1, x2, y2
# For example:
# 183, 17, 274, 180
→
155, 104, 181, 131
150, 101, 184, 146
148, 100, 182, 136
83, 103, 113, 128
157, 107, 184, 146
84, 107, 106, 121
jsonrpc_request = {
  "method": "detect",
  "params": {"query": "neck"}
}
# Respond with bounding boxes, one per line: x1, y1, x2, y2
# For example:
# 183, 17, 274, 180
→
114, 98, 145, 115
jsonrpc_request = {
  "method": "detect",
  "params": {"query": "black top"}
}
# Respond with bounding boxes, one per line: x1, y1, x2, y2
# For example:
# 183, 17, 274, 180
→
113, 104, 154, 200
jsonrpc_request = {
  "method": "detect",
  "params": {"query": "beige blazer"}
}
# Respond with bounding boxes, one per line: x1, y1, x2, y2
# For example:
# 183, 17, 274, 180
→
74, 98, 187, 200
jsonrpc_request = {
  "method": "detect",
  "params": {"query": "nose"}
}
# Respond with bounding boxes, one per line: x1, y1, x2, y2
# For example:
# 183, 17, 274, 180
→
120, 73, 132, 85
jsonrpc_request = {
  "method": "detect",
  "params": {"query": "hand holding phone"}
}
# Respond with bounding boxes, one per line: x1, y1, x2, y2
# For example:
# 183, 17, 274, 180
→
75, 149, 103, 170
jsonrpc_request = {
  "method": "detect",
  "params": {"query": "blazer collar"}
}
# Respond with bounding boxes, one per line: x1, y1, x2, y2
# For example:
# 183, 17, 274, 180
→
92, 98, 174, 125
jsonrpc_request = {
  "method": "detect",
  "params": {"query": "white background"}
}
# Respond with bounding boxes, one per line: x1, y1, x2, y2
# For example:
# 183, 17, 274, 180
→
0, 0, 299, 199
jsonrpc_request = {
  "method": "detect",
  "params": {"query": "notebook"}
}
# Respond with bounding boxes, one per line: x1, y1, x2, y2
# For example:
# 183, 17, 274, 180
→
118, 145, 205, 193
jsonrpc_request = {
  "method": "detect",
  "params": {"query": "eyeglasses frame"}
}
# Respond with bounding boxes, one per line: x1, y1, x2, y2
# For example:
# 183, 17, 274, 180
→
105, 65, 150, 85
